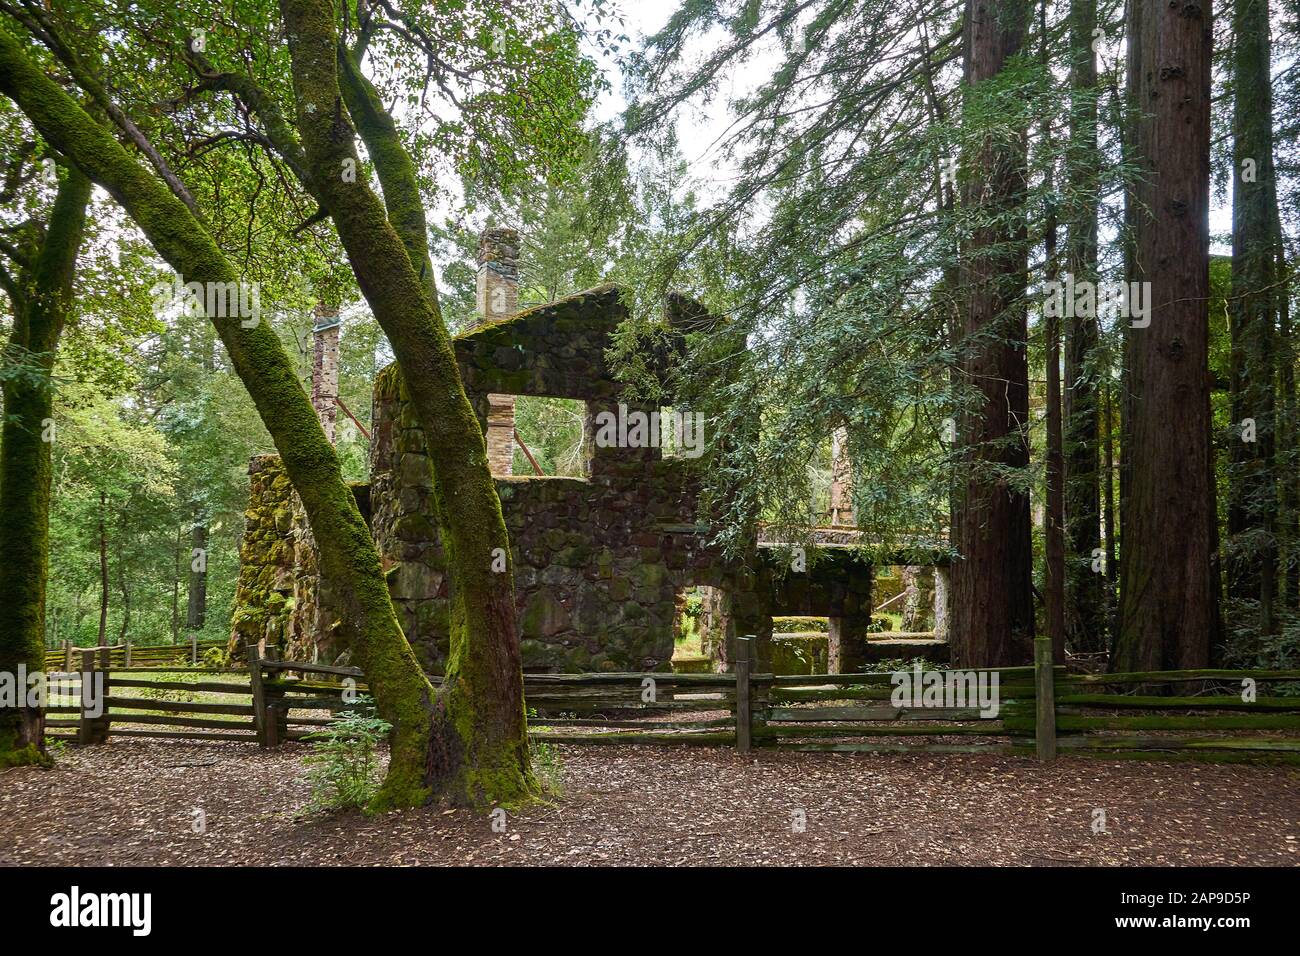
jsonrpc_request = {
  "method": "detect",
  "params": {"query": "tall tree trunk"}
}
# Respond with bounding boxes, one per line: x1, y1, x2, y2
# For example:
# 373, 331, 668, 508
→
1277, 224, 1298, 610
1227, 0, 1279, 634
288, 0, 537, 807
1045, 198, 1067, 663
171, 524, 182, 642
951, 0, 1035, 667
1063, 0, 1105, 652
97, 491, 109, 646
0, 29, 434, 807
1116, 0, 1141, 663
187, 521, 208, 631
116, 535, 130, 643
0, 167, 90, 766
1103, 375, 1118, 629
1041, 0, 1066, 664
1114, 0, 1220, 671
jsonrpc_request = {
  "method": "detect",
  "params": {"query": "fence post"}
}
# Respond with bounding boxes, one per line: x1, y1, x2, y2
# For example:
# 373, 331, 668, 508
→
62, 640, 72, 673
1034, 635, 1057, 763
78, 648, 110, 745
246, 639, 270, 747
264, 644, 287, 745
735, 635, 753, 753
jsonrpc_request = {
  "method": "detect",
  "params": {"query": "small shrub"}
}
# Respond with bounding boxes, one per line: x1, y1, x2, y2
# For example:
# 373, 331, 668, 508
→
301, 697, 391, 814
772, 616, 829, 634
526, 706, 563, 796
201, 645, 231, 669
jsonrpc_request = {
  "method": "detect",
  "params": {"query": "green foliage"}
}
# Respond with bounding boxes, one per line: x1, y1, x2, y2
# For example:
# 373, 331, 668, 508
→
201, 644, 231, 669
512, 396, 586, 476
44, 382, 178, 644
525, 707, 563, 796
862, 655, 941, 675
302, 696, 393, 814
137, 668, 202, 704
613, 0, 1135, 563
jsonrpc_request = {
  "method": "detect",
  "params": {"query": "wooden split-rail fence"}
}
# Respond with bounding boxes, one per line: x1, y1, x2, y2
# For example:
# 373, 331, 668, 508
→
42, 636, 1300, 765
44, 638, 226, 671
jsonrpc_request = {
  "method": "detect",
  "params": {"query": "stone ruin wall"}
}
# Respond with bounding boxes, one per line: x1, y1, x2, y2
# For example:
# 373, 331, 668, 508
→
228, 454, 368, 662
375, 285, 752, 672
229, 455, 295, 651
231, 283, 883, 673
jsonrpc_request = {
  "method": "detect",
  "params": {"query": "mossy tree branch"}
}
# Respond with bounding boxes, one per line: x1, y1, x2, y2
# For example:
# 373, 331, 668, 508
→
0, 0, 199, 214
280, 0, 537, 808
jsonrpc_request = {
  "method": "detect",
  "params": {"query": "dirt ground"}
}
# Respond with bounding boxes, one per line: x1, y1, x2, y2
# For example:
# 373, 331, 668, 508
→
2, 740, 1297, 866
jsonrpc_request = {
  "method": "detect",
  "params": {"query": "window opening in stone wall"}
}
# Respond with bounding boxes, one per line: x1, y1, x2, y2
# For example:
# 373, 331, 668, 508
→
512, 396, 588, 477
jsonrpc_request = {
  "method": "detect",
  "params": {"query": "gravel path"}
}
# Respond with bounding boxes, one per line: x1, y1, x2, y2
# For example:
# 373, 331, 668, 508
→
2, 741, 1297, 866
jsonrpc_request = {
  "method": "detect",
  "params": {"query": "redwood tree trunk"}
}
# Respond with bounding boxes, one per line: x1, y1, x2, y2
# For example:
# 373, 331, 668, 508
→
1226, 0, 1278, 632
1277, 221, 1298, 610
0, 167, 90, 765
1063, 0, 1105, 652
951, 0, 1035, 667
1045, 191, 1066, 664
1114, 0, 1220, 671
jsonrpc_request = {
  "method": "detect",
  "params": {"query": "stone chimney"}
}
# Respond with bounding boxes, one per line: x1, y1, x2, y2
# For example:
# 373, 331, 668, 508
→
312, 303, 341, 444
829, 427, 853, 526
475, 228, 520, 474
476, 227, 520, 321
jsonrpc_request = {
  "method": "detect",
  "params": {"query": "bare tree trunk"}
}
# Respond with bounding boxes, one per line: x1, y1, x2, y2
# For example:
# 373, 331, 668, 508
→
1103, 376, 1118, 630
1227, 0, 1279, 634
951, 0, 1035, 667
116, 535, 130, 643
1277, 221, 1298, 610
171, 523, 182, 642
1045, 180, 1066, 664
97, 492, 108, 646
1115, 0, 1220, 671
186, 521, 208, 631
1063, 0, 1105, 652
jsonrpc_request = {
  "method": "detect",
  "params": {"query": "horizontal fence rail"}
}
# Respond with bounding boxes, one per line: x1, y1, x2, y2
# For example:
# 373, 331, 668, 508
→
1041, 664, 1300, 764
42, 635, 1300, 765
44, 638, 226, 671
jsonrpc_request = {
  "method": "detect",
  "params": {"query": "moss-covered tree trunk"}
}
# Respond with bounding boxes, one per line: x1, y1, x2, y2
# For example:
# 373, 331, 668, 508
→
0, 29, 434, 805
281, 0, 537, 808
0, 166, 90, 767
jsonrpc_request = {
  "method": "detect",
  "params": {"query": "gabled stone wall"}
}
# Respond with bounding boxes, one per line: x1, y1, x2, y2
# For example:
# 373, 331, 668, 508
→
368, 284, 876, 673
